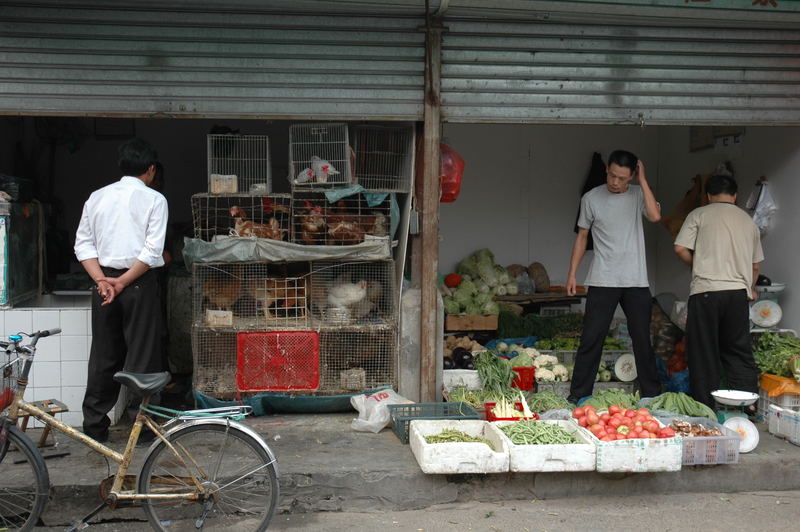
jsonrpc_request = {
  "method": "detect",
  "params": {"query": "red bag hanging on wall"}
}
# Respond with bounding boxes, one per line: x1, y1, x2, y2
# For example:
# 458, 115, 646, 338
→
440, 143, 464, 203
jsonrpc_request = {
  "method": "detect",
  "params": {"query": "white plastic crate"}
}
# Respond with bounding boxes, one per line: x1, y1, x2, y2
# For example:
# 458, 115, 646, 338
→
583, 420, 683, 473
493, 420, 596, 472
768, 404, 800, 447
757, 387, 800, 420
409, 419, 510, 474
659, 416, 740, 465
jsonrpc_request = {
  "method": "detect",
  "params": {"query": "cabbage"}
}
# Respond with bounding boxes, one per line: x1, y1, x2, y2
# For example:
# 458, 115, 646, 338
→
495, 265, 510, 285
453, 286, 473, 306
443, 296, 461, 315
512, 351, 534, 367
474, 248, 495, 264
474, 292, 492, 306
458, 279, 477, 295
456, 256, 479, 279
481, 301, 500, 315
463, 302, 482, 315
496, 285, 508, 296
477, 261, 498, 286
476, 281, 490, 293
506, 282, 519, 295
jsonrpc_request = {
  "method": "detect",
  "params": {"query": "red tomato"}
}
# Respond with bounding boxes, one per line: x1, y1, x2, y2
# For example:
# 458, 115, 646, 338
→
608, 405, 621, 415
634, 415, 647, 424
644, 420, 659, 433
444, 273, 462, 288
606, 427, 618, 436
578, 416, 588, 427
620, 417, 633, 427
586, 413, 600, 426
583, 405, 596, 415
573, 407, 585, 419
600, 413, 611, 423
589, 424, 604, 434
636, 408, 650, 416
624, 409, 637, 419
609, 417, 622, 428
626, 432, 638, 439
600, 435, 613, 442
615, 433, 627, 440
661, 427, 676, 438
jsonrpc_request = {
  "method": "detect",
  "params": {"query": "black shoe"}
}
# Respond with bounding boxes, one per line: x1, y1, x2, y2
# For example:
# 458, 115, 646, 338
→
84, 428, 109, 443
136, 428, 157, 447
567, 396, 579, 406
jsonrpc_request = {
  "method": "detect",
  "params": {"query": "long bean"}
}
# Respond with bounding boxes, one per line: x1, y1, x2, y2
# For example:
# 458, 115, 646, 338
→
425, 429, 495, 450
499, 420, 580, 445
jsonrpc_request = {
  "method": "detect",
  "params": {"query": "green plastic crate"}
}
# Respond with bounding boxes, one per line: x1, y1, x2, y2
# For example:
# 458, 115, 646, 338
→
388, 402, 479, 444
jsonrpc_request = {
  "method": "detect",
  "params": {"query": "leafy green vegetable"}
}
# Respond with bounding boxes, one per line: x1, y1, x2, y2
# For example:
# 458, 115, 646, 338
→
581, 388, 640, 410
753, 332, 800, 377
646, 392, 716, 420
474, 351, 516, 397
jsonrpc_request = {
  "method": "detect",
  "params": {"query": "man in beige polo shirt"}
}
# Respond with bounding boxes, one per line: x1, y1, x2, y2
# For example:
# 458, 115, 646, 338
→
674, 174, 764, 409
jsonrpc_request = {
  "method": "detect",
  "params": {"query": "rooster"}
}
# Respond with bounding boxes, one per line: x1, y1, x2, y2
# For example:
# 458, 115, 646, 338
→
246, 277, 307, 319
262, 197, 291, 215
298, 200, 326, 245
203, 277, 241, 311
327, 280, 368, 309
230, 206, 286, 240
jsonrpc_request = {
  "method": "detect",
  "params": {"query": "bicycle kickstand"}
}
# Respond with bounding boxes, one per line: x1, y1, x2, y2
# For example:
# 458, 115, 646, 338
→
65, 499, 109, 531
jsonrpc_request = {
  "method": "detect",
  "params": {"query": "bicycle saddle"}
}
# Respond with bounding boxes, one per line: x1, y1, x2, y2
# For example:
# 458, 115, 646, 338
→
113, 371, 171, 397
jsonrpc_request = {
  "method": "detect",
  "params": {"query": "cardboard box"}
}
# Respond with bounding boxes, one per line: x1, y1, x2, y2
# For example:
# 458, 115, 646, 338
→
445, 314, 498, 331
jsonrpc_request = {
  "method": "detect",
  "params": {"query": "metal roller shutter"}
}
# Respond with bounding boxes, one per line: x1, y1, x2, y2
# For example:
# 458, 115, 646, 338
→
0, 1, 425, 120
441, 19, 800, 125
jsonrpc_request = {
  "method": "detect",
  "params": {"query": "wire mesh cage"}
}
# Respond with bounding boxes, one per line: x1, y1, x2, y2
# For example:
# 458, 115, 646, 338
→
319, 327, 397, 393
192, 327, 237, 398
308, 260, 396, 328
288, 123, 352, 187
1, 351, 20, 411
207, 134, 272, 194
291, 191, 391, 246
191, 193, 291, 242
351, 124, 414, 193
236, 331, 320, 392
192, 262, 310, 331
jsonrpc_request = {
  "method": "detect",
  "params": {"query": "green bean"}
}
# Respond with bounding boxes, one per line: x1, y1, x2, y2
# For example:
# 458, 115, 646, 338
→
425, 429, 495, 450
499, 420, 580, 445
526, 391, 573, 413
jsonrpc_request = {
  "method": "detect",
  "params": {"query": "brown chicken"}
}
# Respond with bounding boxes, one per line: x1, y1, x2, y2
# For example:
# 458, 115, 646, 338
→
246, 277, 307, 319
203, 277, 241, 311
298, 200, 326, 245
230, 206, 286, 240
325, 200, 366, 245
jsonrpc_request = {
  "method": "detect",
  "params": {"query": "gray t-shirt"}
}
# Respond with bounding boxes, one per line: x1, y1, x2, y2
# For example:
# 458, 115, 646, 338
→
577, 184, 649, 288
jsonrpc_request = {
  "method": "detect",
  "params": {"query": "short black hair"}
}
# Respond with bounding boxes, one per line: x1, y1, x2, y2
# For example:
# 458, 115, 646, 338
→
118, 138, 158, 176
706, 174, 738, 196
607, 150, 638, 174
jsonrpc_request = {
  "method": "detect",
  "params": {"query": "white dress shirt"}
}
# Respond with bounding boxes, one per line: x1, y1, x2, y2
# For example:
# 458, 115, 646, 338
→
74, 176, 168, 270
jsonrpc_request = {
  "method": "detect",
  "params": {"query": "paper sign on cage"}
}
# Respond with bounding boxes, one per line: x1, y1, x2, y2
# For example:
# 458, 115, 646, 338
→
236, 331, 320, 392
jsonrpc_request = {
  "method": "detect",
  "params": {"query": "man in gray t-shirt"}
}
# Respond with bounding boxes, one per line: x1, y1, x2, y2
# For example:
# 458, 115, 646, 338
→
566, 150, 662, 403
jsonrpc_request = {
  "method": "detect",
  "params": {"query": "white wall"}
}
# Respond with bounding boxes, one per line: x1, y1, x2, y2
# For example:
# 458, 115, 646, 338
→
440, 123, 800, 331
440, 124, 661, 286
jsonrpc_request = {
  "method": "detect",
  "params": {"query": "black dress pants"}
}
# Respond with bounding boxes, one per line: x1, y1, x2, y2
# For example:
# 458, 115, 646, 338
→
569, 287, 661, 402
686, 289, 758, 409
82, 268, 163, 436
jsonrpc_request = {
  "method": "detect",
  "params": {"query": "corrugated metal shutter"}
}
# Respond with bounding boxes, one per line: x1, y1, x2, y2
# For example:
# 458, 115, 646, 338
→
0, 2, 425, 120
441, 19, 800, 125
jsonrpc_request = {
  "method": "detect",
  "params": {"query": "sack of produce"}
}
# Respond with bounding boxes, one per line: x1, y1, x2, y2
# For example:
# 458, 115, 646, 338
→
527, 262, 550, 293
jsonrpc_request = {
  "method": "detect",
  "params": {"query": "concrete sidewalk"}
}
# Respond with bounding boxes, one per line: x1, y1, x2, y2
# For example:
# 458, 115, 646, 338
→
12, 413, 800, 526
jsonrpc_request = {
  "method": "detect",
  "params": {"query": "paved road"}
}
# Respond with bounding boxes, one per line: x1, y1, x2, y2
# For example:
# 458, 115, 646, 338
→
33, 490, 800, 531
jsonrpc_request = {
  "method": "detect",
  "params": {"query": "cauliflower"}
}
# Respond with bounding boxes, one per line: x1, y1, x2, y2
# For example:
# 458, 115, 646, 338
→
521, 347, 541, 358
552, 364, 569, 382
535, 368, 556, 382
533, 354, 558, 368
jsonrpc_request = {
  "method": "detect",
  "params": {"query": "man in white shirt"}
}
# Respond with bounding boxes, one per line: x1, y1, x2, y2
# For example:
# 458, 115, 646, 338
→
74, 138, 168, 442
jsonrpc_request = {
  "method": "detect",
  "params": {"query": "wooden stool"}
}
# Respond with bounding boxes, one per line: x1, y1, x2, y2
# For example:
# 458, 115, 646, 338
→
17, 399, 70, 447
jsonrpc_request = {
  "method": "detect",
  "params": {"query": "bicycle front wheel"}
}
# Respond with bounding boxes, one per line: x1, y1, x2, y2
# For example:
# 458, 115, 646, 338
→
138, 422, 279, 531
0, 424, 50, 531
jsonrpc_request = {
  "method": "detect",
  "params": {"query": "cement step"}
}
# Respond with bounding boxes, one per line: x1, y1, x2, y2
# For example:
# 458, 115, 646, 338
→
7, 412, 800, 526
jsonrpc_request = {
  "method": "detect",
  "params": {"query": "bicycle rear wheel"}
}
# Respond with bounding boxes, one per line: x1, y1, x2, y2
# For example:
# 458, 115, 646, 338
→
0, 424, 50, 531
138, 422, 279, 531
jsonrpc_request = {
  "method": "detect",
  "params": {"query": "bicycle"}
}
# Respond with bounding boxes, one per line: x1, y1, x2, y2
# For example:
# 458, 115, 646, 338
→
0, 328, 280, 531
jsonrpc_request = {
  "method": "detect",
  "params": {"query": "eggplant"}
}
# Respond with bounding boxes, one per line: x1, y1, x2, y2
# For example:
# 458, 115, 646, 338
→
462, 361, 475, 370
443, 357, 456, 370
757, 274, 772, 286
454, 350, 474, 369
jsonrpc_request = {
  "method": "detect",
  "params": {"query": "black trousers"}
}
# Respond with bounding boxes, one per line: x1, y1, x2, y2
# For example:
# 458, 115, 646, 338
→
569, 287, 661, 401
82, 268, 164, 436
686, 289, 758, 409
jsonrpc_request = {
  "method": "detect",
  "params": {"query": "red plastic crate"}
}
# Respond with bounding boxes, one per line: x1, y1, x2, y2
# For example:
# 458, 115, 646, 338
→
236, 331, 320, 392
512, 366, 536, 391
484, 401, 539, 422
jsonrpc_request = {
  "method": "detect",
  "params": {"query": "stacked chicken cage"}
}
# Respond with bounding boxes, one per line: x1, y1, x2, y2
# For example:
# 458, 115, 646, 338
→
287, 123, 414, 394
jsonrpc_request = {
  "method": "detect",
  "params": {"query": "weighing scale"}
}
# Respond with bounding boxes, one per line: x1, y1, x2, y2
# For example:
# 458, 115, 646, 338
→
712, 390, 760, 453
751, 282, 786, 330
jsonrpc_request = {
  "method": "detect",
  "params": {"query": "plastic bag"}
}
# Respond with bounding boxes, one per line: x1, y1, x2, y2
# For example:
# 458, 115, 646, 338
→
537, 408, 572, 421
440, 144, 465, 203
670, 300, 688, 332
746, 181, 778, 236
350, 389, 412, 433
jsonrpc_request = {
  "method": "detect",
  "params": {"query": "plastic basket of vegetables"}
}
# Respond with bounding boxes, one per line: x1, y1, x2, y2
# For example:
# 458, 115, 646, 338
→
484, 400, 539, 422
388, 402, 480, 444
493, 419, 596, 472
511, 366, 536, 391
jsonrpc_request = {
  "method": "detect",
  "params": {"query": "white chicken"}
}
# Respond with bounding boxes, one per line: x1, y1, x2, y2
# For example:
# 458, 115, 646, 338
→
350, 281, 383, 319
295, 167, 313, 184
327, 280, 367, 309
311, 156, 339, 183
